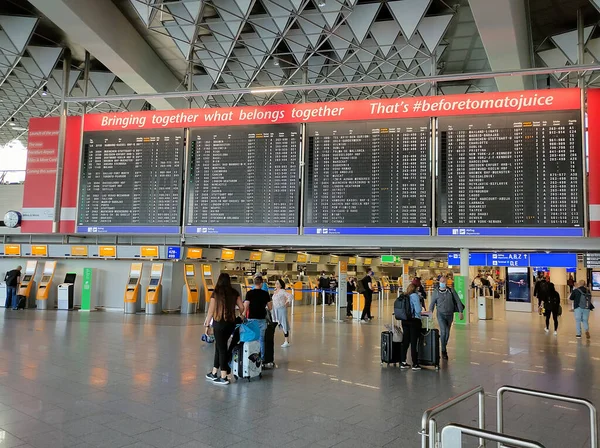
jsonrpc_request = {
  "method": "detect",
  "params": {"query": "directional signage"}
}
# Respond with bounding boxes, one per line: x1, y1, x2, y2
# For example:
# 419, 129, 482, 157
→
449, 252, 577, 268
585, 253, 600, 268
381, 255, 401, 263
488, 253, 529, 267
448, 253, 489, 266
167, 246, 182, 260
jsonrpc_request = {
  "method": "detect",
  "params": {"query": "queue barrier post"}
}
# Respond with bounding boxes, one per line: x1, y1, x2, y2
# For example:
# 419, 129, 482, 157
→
291, 288, 295, 316
322, 289, 326, 320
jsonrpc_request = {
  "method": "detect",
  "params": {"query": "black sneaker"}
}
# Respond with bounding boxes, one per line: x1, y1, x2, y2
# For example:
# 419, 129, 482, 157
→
213, 377, 230, 386
442, 352, 449, 360
412, 365, 422, 371
576, 334, 582, 339
205, 372, 218, 381
400, 363, 411, 370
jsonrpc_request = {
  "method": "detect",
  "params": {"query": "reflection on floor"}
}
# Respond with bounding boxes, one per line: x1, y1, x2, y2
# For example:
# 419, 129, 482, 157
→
0, 297, 595, 447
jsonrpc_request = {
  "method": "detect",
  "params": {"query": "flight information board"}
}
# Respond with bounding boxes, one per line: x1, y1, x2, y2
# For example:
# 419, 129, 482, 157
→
77, 129, 184, 234
437, 111, 584, 237
185, 125, 300, 234
304, 120, 430, 235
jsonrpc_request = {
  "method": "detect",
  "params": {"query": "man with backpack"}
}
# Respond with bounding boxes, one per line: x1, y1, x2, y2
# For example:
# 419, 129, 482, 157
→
429, 276, 464, 360
534, 272, 550, 315
570, 280, 593, 339
4, 266, 21, 309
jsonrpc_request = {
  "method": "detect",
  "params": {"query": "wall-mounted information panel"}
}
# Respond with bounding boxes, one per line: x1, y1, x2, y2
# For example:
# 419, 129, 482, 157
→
185, 125, 300, 234
77, 129, 184, 233
304, 119, 430, 235
437, 111, 584, 237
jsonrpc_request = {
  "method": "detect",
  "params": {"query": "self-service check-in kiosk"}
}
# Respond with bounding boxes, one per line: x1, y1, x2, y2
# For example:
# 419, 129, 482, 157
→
36, 261, 57, 310
58, 273, 76, 310
145, 263, 163, 315
200, 265, 215, 311
124, 263, 142, 314
19, 261, 38, 309
181, 264, 199, 314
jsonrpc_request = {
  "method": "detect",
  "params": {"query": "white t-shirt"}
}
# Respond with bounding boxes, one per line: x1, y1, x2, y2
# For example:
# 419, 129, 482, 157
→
272, 289, 292, 309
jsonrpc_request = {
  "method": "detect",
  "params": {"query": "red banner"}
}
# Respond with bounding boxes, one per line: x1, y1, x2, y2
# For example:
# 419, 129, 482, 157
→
22, 116, 81, 233
83, 88, 581, 132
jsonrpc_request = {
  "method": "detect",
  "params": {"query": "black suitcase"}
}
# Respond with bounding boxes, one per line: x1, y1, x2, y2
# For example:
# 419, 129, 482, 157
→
263, 321, 277, 365
419, 329, 441, 370
16, 295, 26, 310
381, 331, 401, 366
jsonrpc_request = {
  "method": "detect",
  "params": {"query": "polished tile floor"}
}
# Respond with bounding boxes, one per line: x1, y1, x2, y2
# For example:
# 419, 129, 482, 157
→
0, 298, 596, 447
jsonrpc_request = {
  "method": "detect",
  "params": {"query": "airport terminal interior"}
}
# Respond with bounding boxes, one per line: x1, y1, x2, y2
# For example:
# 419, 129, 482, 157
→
3, 0, 600, 446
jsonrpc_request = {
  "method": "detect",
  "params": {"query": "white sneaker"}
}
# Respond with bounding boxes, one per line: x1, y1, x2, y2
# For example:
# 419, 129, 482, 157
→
554, 331, 558, 336
545, 328, 549, 333
281, 342, 290, 348
359, 319, 367, 324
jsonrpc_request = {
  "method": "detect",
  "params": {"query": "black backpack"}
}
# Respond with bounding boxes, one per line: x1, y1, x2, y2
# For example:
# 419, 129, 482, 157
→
394, 294, 413, 321
4, 270, 18, 287
356, 277, 367, 294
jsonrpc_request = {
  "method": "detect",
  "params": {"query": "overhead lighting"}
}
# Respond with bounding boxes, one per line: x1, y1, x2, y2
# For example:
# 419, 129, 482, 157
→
13, 126, 26, 131
273, 57, 280, 66
317, 0, 326, 6
250, 88, 283, 94
42, 85, 48, 96
9, 118, 15, 127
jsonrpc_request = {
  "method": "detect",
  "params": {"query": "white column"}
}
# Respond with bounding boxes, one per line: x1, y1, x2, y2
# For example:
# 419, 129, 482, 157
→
460, 248, 470, 325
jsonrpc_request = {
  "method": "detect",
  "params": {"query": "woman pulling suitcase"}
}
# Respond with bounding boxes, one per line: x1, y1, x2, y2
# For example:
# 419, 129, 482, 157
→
399, 283, 423, 371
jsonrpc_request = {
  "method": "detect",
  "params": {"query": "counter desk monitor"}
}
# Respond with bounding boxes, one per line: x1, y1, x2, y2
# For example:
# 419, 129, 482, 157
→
18, 261, 38, 309
181, 264, 199, 314
36, 261, 57, 310
57, 273, 76, 310
124, 263, 143, 314
145, 263, 163, 315
200, 265, 215, 311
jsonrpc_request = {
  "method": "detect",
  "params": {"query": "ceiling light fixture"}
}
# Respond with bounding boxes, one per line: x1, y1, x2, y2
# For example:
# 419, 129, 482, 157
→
317, 0, 326, 6
9, 118, 15, 127
250, 88, 283, 94
42, 85, 48, 96
273, 57, 280, 66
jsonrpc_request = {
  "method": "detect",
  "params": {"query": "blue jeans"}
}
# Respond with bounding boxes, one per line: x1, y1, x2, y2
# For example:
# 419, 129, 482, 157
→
437, 313, 454, 352
248, 319, 267, 359
5, 286, 16, 309
575, 308, 590, 335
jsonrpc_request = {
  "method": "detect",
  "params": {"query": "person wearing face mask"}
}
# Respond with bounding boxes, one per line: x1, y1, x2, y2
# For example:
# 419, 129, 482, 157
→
429, 276, 464, 360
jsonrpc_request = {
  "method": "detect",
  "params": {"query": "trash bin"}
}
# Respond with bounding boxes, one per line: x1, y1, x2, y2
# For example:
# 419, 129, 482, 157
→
478, 296, 494, 320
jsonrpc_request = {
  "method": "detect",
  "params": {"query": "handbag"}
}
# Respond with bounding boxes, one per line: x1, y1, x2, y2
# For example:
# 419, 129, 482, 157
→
238, 319, 261, 342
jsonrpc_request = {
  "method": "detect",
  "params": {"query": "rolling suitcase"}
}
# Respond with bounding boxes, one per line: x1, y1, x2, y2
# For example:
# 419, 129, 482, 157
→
263, 321, 277, 365
16, 295, 26, 310
232, 340, 262, 381
381, 331, 401, 366
418, 328, 441, 370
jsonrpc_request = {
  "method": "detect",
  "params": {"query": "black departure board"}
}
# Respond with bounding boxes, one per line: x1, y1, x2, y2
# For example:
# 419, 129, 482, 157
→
185, 125, 300, 235
438, 111, 584, 236
77, 129, 184, 234
304, 120, 430, 235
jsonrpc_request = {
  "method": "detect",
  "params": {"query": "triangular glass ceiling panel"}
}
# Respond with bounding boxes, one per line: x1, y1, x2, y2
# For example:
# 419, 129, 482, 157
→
213, 0, 253, 37
356, 40, 377, 72
396, 34, 422, 68
0, 31, 15, 55
89, 72, 116, 96
316, 0, 344, 29
232, 47, 259, 71
388, 0, 431, 41
306, 55, 326, 83
537, 48, 568, 68
166, 24, 193, 58
285, 29, 311, 64
417, 15, 453, 55
129, 0, 154, 26
298, 12, 327, 48
19, 57, 42, 79
345, 3, 379, 43
328, 25, 353, 61
0, 16, 38, 54
551, 26, 594, 64
371, 21, 401, 58
587, 38, 600, 62
50, 69, 81, 94
262, 0, 292, 33
26, 46, 62, 78
441, 85, 470, 95
166, 1, 203, 24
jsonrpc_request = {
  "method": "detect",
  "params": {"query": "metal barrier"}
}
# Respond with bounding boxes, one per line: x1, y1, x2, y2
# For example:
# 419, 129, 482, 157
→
441, 424, 545, 448
497, 385, 598, 448
420, 385, 486, 448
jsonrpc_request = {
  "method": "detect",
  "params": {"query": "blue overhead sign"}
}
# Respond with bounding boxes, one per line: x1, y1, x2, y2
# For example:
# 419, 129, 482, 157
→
167, 246, 182, 260
448, 252, 577, 268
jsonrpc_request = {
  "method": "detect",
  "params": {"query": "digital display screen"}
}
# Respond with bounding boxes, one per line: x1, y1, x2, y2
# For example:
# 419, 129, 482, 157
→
507, 267, 531, 302
64, 273, 76, 284
40, 276, 51, 283
304, 120, 430, 235
22, 275, 32, 282
77, 129, 184, 233
438, 111, 584, 234
187, 278, 196, 286
186, 125, 300, 234
128, 278, 138, 286
592, 272, 600, 292
149, 278, 159, 286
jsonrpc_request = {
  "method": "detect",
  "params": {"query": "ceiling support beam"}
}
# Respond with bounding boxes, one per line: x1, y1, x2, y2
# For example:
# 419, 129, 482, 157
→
469, 0, 533, 91
28, 0, 186, 110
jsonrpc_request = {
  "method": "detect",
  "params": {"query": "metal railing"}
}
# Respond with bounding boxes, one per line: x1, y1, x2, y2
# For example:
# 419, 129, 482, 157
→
420, 385, 486, 448
441, 424, 545, 448
497, 385, 598, 448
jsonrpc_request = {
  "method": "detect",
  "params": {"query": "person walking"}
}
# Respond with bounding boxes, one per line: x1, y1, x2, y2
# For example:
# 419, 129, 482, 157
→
360, 269, 375, 323
346, 277, 356, 318
429, 275, 464, 360
244, 276, 272, 359
272, 279, 292, 347
3, 266, 21, 309
399, 283, 423, 371
534, 272, 550, 315
543, 282, 561, 335
570, 280, 593, 339
204, 273, 245, 386
567, 274, 575, 293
